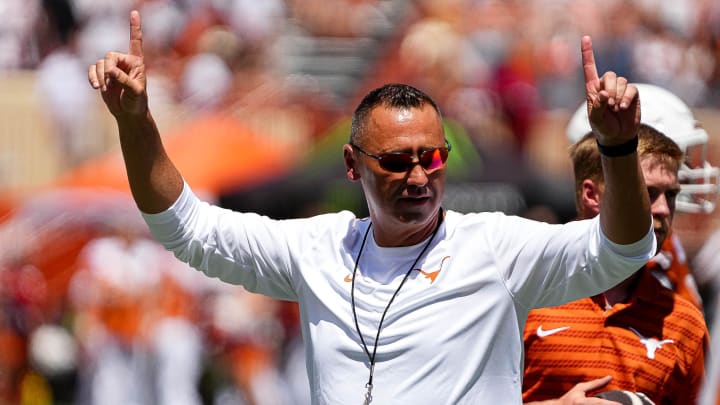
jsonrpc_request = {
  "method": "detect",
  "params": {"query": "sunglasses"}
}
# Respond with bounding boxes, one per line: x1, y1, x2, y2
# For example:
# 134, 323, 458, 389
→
350, 140, 451, 173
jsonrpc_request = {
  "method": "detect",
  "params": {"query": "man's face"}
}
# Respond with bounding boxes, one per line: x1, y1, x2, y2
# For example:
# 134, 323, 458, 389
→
351, 105, 447, 229
640, 156, 681, 249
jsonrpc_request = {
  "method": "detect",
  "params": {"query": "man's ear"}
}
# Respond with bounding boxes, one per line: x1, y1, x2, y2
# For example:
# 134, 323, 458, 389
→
581, 179, 602, 217
343, 144, 360, 181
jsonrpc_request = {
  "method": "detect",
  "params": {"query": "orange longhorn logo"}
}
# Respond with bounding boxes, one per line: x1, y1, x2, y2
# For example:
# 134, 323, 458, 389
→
415, 256, 450, 283
344, 256, 451, 284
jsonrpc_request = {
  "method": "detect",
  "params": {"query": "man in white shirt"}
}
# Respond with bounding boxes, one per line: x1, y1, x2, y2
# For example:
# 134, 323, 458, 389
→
88, 10, 655, 404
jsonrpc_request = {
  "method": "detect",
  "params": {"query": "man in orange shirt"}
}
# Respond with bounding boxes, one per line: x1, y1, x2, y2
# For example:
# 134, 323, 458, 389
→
566, 83, 719, 312
522, 124, 709, 404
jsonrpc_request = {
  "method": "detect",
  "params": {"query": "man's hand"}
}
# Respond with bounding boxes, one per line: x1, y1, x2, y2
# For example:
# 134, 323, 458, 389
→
88, 10, 147, 117
582, 36, 640, 146
85, 9, 183, 214
525, 376, 622, 405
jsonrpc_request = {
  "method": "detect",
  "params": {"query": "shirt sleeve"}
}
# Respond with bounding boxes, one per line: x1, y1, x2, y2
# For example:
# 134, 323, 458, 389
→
141, 181, 301, 300
488, 213, 656, 310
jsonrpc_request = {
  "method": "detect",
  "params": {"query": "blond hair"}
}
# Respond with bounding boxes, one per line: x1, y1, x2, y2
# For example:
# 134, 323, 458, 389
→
569, 124, 684, 217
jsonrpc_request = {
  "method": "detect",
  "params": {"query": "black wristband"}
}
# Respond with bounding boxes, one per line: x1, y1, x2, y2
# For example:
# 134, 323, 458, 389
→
596, 135, 638, 157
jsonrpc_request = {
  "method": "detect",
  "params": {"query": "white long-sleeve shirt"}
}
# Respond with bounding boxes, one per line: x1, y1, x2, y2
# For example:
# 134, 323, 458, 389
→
143, 183, 655, 404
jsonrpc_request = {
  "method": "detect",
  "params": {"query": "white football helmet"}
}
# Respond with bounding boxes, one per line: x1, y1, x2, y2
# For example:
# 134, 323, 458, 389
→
566, 83, 719, 214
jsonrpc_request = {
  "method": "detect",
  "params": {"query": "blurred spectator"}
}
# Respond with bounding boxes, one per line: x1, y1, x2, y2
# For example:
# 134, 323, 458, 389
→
180, 52, 233, 112
0, 0, 41, 69
0, 261, 47, 404
74, 2, 133, 67
28, 323, 79, 403
34, 0, 99, 169
68, 236, 204, 405
205, 288, 295, 405
490, 37, 540, 152
212, 0, 285, 46
286, 0, 389, 38
69, 236, 163, 404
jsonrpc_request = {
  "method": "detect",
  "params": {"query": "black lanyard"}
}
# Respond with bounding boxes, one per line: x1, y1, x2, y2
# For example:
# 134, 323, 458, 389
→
350, 210, 443, 404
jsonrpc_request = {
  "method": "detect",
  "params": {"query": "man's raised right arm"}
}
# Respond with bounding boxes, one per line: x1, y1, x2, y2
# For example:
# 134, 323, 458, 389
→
87, 10, 182, 214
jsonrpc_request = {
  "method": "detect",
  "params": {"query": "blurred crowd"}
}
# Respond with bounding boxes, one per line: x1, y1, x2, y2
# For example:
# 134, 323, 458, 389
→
2, 0, 720, 404
3, 0, 720, 164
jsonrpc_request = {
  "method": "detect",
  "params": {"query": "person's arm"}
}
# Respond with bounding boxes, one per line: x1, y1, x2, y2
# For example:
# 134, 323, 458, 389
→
580, 36, 651, 245
88, 10, 182, 214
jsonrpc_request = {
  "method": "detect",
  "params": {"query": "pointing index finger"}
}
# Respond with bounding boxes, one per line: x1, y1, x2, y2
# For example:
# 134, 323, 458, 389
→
129, 10, 143, 57
581, 35, 599, 88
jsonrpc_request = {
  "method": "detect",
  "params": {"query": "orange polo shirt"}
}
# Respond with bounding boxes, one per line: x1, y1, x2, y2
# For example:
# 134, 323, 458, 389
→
522, 267, 708, 405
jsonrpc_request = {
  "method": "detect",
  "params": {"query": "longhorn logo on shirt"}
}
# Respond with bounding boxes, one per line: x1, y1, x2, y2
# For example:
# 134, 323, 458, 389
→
344, 256, 451, 284
628, 327, 674, 359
